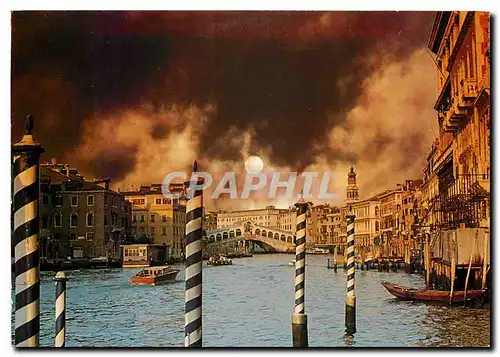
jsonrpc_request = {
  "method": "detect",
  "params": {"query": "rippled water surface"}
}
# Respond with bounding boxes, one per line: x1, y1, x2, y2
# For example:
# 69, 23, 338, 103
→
11, 254, 490, 347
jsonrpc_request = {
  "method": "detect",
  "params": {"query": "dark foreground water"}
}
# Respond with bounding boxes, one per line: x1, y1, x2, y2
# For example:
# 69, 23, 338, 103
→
11, 254, 490, 347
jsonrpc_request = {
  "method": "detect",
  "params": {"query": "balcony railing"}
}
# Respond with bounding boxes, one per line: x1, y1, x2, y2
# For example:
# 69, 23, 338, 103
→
433, 173, 490, 229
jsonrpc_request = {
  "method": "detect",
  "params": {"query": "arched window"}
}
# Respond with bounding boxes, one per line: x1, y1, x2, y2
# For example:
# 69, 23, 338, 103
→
70, 213, 78, 227
86, 212, 93, 227
375, 206, 379, 216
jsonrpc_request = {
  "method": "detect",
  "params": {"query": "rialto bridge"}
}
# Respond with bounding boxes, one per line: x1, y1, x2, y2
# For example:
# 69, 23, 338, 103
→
203, 221, 295, 254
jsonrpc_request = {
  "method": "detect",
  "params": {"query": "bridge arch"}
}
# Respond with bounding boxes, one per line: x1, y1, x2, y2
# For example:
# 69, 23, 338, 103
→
255, 228, 261, 235
230, 230, 235, 238
281, 234, 286, 241
268, 231, 273, 238
274, 233, 279, 240
262, 230, 267, 237
287, 236, 293, 243
223, 231, 229, 240
236, 228, 242, 236
216, 233, 222, 241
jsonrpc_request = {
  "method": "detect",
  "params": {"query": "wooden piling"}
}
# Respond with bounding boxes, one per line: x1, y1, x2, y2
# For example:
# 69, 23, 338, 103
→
345, 214, 356, 336
464, 231, 477, 304
424, 233, 431, 289
481, 230, 489, 291
292, 198, 308, 347
449, 232, 457, 304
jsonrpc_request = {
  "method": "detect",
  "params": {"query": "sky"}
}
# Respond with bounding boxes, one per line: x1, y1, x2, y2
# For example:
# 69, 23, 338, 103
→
11, 11, 439, 210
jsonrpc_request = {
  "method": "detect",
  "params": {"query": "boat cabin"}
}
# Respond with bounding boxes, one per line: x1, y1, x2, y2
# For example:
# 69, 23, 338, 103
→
137, 266, 172, 276
121, 244, 169, 268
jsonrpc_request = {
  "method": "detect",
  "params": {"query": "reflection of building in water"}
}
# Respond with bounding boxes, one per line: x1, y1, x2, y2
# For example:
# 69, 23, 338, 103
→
421, 304, 490, 347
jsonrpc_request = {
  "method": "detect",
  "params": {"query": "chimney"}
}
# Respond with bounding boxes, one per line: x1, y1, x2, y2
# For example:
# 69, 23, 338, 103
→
65, 164, 70, 177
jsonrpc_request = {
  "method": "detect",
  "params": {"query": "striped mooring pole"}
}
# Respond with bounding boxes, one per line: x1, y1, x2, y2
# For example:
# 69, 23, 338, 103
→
184, 161, 204, 347
12, 115, 44, 347
54, 271, 69, 347
292, 197, 308, 347
345, 212, 356, 336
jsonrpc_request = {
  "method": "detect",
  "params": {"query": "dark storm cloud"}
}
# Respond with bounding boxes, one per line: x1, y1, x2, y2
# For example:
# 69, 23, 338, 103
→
85, 146, 138, 181
11, 11, 434, 180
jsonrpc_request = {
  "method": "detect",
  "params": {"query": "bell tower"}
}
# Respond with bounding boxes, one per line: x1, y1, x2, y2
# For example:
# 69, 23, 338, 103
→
346, 166, 359, 205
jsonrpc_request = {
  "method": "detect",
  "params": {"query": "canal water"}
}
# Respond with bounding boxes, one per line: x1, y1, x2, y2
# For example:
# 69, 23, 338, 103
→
11, 254, 490, 347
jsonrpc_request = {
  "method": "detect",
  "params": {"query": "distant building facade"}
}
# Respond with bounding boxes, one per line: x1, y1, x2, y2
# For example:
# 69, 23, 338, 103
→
39, 163, 130, 260
216, 206, 281, 229
121, 183, 187, 259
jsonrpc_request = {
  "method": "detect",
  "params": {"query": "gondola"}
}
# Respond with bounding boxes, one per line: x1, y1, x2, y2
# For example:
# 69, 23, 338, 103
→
381, 281, 484, 304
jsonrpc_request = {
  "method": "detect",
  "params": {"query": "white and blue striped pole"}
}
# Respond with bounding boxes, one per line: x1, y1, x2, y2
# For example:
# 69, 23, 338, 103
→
345, 211, 356, 336
292, 197, 308, 347
184, 161, 204, 347
12, 115, 44, 347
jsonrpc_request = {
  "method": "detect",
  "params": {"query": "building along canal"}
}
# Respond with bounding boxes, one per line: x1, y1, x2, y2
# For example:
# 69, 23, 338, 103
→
11, 254, 490, 347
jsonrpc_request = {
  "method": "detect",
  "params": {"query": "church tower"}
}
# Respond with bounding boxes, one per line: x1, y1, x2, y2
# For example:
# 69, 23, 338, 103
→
346, 166, 359, 205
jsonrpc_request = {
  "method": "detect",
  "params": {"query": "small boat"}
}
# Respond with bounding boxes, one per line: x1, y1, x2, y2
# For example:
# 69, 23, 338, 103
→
207, 255, 233, 266
307, 247, 330, 254
289, 260, 296, 266
60, 258, 91, 270
90, 256, 108, 268
130, 266, 179, 286
381, 281, 484, 304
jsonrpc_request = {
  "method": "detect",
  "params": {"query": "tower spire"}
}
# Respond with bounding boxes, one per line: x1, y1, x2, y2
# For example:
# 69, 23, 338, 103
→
346, 166, 359, 205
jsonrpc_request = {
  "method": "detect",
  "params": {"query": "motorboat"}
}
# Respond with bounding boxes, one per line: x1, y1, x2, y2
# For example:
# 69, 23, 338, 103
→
130, 265, 179, 286
207, 255, 233, 266
381, 281, 485, 304
307, 247, 330, 254
90, 256, 108, 268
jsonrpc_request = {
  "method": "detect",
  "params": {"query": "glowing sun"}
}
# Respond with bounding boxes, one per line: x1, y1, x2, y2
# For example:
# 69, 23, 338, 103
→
244, 156, 264, 173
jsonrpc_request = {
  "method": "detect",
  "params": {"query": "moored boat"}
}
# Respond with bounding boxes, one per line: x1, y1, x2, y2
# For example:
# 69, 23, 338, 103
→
90, 256, 108, 268
130, 266, 179, 286
381, 281, 484, 304
289, 260, 296, 266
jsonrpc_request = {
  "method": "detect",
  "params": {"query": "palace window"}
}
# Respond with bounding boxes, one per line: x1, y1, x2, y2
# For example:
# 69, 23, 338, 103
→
70, 213, 78, 227
86, 232, 94, 241
87, 195, 94, 206
71, 196, 78, 207
54, 213, 62, 227
39, 215, 47, 229
104, 215, 108, 226
150, 214, 155, 222
86, 212, 94, 227
162, 227, 167, 236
